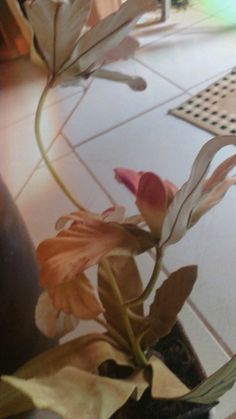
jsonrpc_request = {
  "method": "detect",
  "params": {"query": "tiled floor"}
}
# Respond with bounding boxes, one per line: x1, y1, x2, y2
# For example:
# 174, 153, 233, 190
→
1, 2, 236, 418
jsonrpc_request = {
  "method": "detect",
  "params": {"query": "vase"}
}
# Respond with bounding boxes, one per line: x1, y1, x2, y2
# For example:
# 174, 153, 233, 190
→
0, 175, 55, 375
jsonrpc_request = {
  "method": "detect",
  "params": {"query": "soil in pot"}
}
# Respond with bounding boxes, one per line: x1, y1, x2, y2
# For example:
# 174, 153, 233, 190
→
111, 322, 217, 419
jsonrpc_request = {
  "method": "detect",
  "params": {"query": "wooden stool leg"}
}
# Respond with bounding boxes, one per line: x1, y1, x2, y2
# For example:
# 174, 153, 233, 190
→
161, 0, 171, 22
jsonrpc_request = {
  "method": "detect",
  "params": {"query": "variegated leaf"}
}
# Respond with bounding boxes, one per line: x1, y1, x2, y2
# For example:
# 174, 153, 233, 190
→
24, 0, 92, 73
145, 266, 197, 346
160, 135, 236, 249
62, 0, 158, 76
181, 354, 236, 404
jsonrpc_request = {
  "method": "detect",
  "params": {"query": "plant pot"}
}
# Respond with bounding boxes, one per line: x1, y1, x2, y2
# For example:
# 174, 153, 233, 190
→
112, 322, 216, 419
0, 175, 55, 375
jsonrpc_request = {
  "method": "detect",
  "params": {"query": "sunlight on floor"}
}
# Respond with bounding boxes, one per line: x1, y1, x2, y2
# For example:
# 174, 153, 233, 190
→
201, 0, 236, 22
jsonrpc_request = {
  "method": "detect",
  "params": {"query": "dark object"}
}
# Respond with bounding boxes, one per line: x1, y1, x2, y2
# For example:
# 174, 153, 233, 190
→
111, 322, 216, 419
0, 175, 55, 375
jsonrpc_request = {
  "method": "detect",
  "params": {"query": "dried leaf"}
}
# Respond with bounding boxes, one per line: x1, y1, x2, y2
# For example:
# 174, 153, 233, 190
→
181, 354, 236, 404
0, 334, 132, 418
98, 256, 144, 338
37, 212, 155, 288
2, 367, 139, 419
24, 0, 92, 73
63, 0, 158, 76
48, 274, 104, 319
160, 135, 236, 249
146, 266, 197, 344
149, 356, 189, 399
35, 291, 79, 338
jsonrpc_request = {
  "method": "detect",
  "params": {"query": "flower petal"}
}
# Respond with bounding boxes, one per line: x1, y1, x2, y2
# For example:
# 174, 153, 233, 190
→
136, 172, 168, 237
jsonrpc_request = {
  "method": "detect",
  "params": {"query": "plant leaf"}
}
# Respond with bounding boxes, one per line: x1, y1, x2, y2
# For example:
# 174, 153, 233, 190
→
145, 266, 197, 345
48, 273, 104, 319
181, 354, 236, 404
160, 135, 236, 249
190, 177, 236, 226
37, 213, 155, 288
149, 355, 189, 399
63, 0, 158, 76
98, 256, 144, 338
0, 334, 133, 417
24, 0, 92, 73
92, 68, 147, 91
204, 153, 236, 192
35, 290, 79, 338
100, 35, 140, 64
2, 367, 140, 419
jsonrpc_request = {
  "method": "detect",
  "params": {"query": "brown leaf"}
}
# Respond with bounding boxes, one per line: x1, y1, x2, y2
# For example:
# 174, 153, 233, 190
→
35, 290, 79, 338
37, 213, 155, 288
1, 367, 138, 419
0, 333, 133, 418
160, 135, 236, 249
98, 256, 144, 339
146, 266, 197, 344
149, 356, 189, 399
24, 0, 92, 73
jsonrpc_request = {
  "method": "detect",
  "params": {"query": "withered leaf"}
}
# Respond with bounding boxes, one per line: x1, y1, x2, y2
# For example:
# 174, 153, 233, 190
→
145, 266, 197, 346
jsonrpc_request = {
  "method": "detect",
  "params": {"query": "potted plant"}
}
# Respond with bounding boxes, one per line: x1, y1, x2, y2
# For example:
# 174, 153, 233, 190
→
0, 1, 236, 418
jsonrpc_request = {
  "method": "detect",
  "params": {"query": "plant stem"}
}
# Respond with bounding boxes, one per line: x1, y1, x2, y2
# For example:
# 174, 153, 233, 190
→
101, 259, 148, 367
125, 247, 162, 309
35, 77, 86, 211
95, 318, 130, 352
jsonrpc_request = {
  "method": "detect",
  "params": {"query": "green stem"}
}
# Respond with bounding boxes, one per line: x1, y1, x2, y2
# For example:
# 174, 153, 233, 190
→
35, 77, 85, 211
95, 318, 130, 352
125, 247, 163, 309
101, 259, 147, 367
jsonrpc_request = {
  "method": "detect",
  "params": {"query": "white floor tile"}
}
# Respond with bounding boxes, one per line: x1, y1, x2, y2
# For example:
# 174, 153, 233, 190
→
16, 153, 112, 246
0, 95, 82, 198
164, 185, 236, 353
63, 59, 182, 146
133, 6, 209, 47
76, 95, 212, 216
0, 57, 84, 129
135, 15, 236, 90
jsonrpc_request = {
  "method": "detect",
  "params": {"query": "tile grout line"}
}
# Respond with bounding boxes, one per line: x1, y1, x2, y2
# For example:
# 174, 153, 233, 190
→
133, 56, 188, 92
136, 11, 220, 53
0, 87, 86, 132
61, 132, 117, 206
73, 91, 189, 149
15, 80, 94, 202
161, 262, 234, 358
